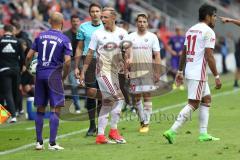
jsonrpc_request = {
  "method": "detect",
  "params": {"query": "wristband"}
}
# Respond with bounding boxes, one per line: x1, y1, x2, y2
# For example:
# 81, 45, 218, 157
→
215, 75, 220, 79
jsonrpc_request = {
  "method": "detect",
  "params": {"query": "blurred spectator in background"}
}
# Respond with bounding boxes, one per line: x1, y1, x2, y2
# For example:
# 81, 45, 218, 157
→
220, 0, 231, 8
0, 4, 3, 24
38, 0, 50, 22
64, 14, 81, 113
226, 32, 235, 55
99, 0, 110, 7
115, 0, 132, 23
234, 37, 240, 88
166, 26, 185, 90
61, 0, 73, 20
149, 12, 161, 29
219, 36, 229, 74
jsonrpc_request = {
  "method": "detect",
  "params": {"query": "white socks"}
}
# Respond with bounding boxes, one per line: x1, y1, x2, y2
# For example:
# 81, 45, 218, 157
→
143, 101, 152, 124
136, 101, 144, 122
98, 105, 111, 135
171, 104, 193, 132
97, 100, 124, 135
110, 100, 124, 129
136, 101, 152, 124
199, 104, 209, 134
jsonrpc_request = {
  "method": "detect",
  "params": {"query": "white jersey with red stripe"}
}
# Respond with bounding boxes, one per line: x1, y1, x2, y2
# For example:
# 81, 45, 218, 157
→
184, 22, 216, 81
88, 26, 128, 76
128, 31, 160, 79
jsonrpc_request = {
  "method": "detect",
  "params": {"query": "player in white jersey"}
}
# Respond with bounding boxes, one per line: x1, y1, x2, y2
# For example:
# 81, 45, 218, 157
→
128, 13, 161, 133
80, 7, 130, 144
163, 4, 222, 144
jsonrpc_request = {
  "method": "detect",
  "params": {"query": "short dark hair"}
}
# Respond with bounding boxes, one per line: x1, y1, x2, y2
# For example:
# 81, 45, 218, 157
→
199, 4, 217, 21
89, 2, 101, 13
71, 14, 79, 20
135, 13, 148, 22
3, 24, 14, 32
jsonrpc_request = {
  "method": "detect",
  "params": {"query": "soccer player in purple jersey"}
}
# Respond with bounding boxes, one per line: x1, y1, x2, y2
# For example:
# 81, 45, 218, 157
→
167, 26, 185, 90
26, 12, 72, 150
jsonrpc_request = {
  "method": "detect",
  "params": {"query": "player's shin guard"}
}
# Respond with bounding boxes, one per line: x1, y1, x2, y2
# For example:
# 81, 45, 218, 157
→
49, 112, 60, 145
35, 112, 44, 143
171, 104, 193, 132
199, 104, 209, 134
110, 100, 124, 129
143, 102, 152, 124
98, 105, 111, 135
136, 100, 145, 123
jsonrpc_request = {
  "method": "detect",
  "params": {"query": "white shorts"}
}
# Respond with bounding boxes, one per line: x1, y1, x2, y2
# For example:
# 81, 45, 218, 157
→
97, 74, 123, 100
129, 78, 158, 94
186, 79, 210, 100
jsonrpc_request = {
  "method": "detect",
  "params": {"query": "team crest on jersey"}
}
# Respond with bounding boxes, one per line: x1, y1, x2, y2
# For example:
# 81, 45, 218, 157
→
210, 38, 215, 42
119, 35, 123, 40
144, 39, 148, 42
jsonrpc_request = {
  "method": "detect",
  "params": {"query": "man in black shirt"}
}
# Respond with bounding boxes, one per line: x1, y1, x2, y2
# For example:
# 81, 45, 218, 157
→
0, 24, 24, 123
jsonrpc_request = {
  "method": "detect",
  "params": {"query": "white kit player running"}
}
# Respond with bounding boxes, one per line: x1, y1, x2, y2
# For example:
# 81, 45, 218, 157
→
129, 13, 161, 133
80, 7, 130, 144
163, 4, 222, 144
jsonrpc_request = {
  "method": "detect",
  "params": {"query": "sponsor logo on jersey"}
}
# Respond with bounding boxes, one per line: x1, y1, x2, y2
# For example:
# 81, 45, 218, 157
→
2, 43, 15, 53
119, 35, 123, 40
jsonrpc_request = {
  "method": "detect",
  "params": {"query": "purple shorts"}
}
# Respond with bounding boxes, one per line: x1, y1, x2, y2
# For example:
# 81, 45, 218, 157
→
34, 78, 64, 107
171, 56, 180, 70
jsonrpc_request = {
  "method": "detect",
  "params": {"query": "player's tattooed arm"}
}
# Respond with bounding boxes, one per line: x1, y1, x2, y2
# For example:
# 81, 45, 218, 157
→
74, 41, 84, 79
219, 16, 240, 26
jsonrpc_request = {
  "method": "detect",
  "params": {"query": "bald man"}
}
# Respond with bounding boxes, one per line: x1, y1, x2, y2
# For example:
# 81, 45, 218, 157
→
26, 12, 72, 150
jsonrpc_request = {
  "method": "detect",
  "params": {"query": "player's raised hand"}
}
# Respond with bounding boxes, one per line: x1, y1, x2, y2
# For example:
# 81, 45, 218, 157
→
219, 16, 232, 23
175, 71, 184, 87
215, 76, 222, 89
74, 68, 80, 79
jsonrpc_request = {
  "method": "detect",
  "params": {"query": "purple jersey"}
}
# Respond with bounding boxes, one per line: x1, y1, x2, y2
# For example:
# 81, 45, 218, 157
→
31, 29, 72, 79
169, 35, 185, 53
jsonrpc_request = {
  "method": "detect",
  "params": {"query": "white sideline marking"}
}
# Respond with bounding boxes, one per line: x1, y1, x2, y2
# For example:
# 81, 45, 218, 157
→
25, 124, 48, 131
0, 89, 239, 156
